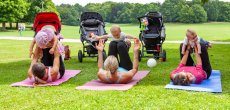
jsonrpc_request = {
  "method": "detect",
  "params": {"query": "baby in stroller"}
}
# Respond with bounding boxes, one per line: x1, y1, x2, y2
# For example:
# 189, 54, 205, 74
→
96, 25, 136, 49
181, 29, 201, 55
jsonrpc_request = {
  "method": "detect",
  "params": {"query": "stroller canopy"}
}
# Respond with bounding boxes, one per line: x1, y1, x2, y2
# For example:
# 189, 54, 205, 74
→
79, 12, 106, 42
33, 12, 61, 33
80, 12, 104, 23
145, 12, 162, 18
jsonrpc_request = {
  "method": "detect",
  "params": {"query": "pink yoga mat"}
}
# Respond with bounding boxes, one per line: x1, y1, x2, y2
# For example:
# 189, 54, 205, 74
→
76, 71, 150, 91
11, 70, 81, 87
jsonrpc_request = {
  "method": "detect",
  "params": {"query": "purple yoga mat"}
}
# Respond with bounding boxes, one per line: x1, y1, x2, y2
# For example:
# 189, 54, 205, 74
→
11, 70, 81, 87
76, 71, 150, 91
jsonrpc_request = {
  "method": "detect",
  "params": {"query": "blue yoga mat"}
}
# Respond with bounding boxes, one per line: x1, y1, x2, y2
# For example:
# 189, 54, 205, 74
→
165, 70, 222, 93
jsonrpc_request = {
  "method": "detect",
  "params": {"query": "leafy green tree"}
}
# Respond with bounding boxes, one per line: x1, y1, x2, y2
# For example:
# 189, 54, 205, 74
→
204, 0, 220, 21
178, 4, 195, 23
0, 0, 29, 30
23, 0, 57, 23
56, 3, 84, 26
217, 2, 230, 22
201, 0, 209, 5
160, 0, 186, 22
192, 4, 207, 23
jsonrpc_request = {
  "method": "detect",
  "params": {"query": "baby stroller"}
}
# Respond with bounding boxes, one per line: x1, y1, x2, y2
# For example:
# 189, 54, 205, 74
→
32, 12, 66, 70
33, 12, 70, 60
33, 12, 61, 35
78, 12, 107, 63
137, 12, 166, 61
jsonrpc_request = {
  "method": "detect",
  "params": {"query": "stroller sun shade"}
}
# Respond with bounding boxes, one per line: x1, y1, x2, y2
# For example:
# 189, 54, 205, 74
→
80, 12, 104, 23
33, 12, 61, 33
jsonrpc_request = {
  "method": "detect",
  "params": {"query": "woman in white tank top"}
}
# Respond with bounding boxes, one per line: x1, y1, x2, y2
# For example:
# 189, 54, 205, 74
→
28, 46, 62, 85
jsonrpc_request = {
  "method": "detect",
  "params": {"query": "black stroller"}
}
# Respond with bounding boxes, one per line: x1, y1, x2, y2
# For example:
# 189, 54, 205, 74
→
137, 12, 166, 61
78, 12, 107, 62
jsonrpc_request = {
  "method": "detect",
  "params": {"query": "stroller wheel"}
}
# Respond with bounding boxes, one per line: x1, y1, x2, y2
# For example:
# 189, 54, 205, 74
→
162, 50, 166, 62
138, 50, 142, 62
160, 50, 166, 62
78, 50, 83, 63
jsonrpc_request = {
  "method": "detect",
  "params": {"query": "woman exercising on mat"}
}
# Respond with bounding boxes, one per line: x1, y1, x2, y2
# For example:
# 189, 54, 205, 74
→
170, 43, 207, 85
96, 39, 141, 84
27, 46, 64, 85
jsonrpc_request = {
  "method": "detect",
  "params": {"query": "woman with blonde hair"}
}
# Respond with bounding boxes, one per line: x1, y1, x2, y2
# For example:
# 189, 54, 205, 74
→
96, 39, 141, 84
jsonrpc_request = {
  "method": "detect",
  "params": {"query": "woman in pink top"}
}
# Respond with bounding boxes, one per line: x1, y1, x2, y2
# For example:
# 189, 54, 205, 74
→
170, 44, 207, 85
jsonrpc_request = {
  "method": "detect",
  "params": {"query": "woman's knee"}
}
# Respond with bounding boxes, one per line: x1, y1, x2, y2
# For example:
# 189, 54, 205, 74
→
117, 41, 127, 49
109, 41, 117, 48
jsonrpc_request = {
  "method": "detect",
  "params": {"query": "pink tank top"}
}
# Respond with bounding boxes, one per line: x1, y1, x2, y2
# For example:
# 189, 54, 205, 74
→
170, 63, 207, 84
30, 67, 60, 83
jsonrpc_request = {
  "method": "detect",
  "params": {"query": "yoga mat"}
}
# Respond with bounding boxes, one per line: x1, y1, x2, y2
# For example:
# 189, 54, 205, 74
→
76, 71, 150, 91
165, 70, 222, 93
11, 70, 81, 87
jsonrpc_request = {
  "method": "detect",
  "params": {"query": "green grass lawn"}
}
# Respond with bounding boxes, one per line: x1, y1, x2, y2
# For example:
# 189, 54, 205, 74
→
0, 40, 230, 109
1, 22, 230, 42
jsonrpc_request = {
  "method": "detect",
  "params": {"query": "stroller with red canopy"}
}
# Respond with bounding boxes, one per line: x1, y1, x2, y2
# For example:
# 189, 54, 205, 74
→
32, 12, 66, 76
33, 12, 61, 35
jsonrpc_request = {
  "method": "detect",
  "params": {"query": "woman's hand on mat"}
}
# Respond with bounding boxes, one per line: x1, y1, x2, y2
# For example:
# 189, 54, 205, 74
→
96, 39, 105, 52
49, 48, 55, 54
134, 39, 141, 52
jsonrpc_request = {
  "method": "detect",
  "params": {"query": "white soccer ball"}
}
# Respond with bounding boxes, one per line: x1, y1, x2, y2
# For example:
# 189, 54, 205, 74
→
147, 58, 157, 68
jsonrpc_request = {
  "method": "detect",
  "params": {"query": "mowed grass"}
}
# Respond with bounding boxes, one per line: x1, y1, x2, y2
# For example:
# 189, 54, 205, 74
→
1, 22, 230, 41
0, 40, 230, 109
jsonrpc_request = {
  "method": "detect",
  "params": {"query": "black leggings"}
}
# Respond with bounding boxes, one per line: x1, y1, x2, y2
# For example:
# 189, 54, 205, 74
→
180, 43, 212, 79
108, 41, 133, 70
41, 48, 65, 78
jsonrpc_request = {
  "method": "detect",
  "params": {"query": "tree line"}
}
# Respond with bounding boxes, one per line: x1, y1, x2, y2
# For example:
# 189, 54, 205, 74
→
0, 0, 230, 30
0, 0, 57, 30
57, 0, 230, 25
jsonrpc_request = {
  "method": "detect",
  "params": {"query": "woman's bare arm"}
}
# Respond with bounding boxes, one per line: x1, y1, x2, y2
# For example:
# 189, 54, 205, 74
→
29, 38, 36, 57
96, 40, 105, 69
51, 49, 60, 75
126, 39, 141, 77
28, 47, 40, 78
194, 45, 202, 65
52, 36, 58, 50
180, 45, 190, 65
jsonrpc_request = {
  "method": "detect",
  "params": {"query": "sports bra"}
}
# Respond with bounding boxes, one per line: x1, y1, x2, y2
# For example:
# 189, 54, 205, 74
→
30, 67, 60, 83
47, 67, 60, 82
105, 67, 128, 84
